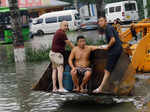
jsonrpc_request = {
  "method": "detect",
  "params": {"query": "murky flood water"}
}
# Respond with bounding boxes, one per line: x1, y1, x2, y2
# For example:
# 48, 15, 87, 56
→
0, 30, 150, 112
0, 61, 150, 112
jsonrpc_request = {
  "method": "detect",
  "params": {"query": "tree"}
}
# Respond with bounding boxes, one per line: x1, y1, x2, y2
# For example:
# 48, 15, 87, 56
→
95, 0, 105, 17
8, 0, 26, 62
147, 0, 150, 17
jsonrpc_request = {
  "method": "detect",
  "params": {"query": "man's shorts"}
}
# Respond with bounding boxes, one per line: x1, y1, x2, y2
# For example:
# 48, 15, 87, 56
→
76, 67, 92, 76
49, 51, 64, 69
106, 51, 122, 73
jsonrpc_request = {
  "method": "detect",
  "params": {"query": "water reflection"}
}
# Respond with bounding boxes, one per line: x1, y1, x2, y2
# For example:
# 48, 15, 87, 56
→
1, 60, 150, 112
0, 62, 63, 112
58, 101, 136, 112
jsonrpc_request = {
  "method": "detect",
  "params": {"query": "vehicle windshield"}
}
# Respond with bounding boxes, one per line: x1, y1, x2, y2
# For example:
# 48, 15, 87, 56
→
74, 13, 80, 20
125, 3, 136, 11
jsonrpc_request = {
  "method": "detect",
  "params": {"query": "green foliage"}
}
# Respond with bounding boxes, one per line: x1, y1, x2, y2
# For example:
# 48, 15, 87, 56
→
86, 38, 95, 45
5, 38, 106, 63
95, 39, 106, 45
136, 0, 144, 19
147, 0, 150, 17
25, 46, 51, 62
6, 46, 15, 64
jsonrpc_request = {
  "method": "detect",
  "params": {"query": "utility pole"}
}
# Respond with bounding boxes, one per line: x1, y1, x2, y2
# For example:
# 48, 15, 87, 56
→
143, 0, 148, 18
8, 0, 26, 63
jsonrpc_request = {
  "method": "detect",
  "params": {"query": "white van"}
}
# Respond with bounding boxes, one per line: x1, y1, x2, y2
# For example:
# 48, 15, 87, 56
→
105, 1, 139, 23
30, 10, 80, 35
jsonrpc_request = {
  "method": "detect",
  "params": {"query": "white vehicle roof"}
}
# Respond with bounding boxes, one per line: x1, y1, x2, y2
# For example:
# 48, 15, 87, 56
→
39, 10, 78, 18
105, 0, 137, 8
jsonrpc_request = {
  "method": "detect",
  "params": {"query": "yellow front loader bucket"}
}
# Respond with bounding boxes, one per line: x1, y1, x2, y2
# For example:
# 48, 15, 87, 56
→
132, 32, 150, 72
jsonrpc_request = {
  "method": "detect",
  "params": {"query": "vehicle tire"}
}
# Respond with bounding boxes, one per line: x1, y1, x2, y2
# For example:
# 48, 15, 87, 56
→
29, 32, 34, 39
37, 30, 44, 36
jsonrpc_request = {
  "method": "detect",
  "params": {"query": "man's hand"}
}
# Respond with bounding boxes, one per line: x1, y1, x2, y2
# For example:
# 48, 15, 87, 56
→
65, 40, 74, 48
71, 67, 76, 72
103, 45, 109, 50
98, 45, 109, 50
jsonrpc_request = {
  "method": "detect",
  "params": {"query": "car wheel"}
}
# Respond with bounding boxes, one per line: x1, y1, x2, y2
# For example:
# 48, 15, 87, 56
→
29, 32, 34, 39
37, 30, 44, 36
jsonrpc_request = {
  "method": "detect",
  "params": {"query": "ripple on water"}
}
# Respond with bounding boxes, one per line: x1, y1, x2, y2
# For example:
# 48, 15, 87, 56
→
2, 61, 150, 112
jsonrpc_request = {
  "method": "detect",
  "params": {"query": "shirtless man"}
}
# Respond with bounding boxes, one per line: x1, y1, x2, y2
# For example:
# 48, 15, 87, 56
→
68, 35, 101, 93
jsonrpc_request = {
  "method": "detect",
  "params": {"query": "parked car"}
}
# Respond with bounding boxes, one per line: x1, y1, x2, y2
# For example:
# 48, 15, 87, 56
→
80, 16, 98, 30
29, 18, 38, 38
30, 10, 81, 36
105, 1, 139, 23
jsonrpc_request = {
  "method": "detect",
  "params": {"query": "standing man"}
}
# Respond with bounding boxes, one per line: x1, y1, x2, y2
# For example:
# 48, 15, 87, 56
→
93, 17, 123, 93
49, 21, 74, 92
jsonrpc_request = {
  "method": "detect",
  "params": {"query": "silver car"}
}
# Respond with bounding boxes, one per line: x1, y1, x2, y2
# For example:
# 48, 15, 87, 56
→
80, 16, 98, 30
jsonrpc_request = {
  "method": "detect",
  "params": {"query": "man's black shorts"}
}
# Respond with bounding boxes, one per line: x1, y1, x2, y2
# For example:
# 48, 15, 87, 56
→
106, 50, 122, 73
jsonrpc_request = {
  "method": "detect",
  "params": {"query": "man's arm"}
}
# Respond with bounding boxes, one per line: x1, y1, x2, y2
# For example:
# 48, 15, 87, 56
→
65, 40, 74, 48
89, 46, 100, 51
106, 37, 115, 50
68, 48, 76, 69
105, 27, 116, 50
89, 37, 115, 51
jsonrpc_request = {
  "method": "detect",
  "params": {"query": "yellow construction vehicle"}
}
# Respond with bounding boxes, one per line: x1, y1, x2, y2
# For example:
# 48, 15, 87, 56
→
120, 19, 150, 72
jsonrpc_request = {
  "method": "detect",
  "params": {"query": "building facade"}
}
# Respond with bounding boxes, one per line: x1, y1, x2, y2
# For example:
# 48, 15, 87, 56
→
1, 0, 42, 8
0, 0, 70, 17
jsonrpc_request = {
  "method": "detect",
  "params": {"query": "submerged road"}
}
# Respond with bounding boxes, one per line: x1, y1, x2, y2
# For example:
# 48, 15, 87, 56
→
0, 60, 150, 112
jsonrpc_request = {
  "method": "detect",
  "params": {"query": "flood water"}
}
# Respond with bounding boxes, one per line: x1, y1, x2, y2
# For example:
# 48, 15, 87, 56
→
0, 30, 150, 112
0, 61, 150, 112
